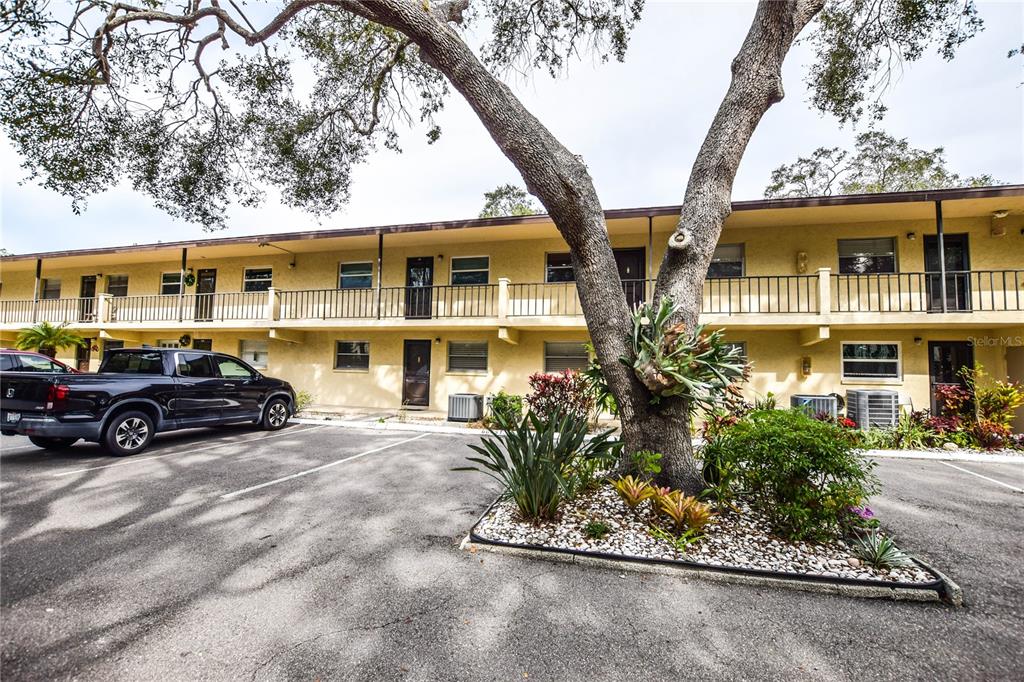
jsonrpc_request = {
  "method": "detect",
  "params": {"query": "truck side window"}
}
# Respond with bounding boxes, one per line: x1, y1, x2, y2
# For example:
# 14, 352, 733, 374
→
176, 353, 215, 378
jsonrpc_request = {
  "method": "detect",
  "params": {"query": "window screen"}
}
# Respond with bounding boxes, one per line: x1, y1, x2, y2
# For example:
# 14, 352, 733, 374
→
335, 341, 369, 370
161, 273, 182, 295
41, 278, 61, 299
243, 268, 273, 292
841, 343, 900, 379
106, 275, 129, 297
450, 257, 489, 285
544, 342, 589, 372
448, 341, 488, 372
707, 244, 744, 278
545, 253, 575, 283
339, 262, 373, 289
838, 238, 897, 274
239, 340, 268, 369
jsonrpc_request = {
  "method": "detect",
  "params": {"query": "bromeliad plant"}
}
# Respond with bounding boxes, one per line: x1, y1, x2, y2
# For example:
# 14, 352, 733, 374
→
852, 530, 914, 569
610, 475, 655, 509
455, 409, 620, 522
628, 297, 747, 408
656, 491, 713, 534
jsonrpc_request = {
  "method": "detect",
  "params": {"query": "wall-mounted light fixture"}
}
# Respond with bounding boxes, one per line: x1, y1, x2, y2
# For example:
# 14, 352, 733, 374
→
800, 356, 812, 377
906, 232, 916, 240
914, 337, 923, 346
434, 337, 441, 344
795, 251, 808, 274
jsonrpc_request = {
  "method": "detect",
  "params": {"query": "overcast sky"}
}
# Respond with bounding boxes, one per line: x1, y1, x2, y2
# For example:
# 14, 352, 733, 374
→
2, 1, 1022, 255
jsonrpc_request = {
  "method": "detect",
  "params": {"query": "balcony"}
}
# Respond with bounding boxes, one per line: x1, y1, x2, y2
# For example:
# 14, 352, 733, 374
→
1, 270, 1020, 330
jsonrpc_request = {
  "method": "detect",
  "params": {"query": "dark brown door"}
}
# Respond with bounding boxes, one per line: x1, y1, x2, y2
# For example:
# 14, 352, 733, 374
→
405, 257, 434, 319
924, 234, 970, 312
195, 269, 217, 321
78, 276, 97, 322
402, 340, 431, 407
614, 248, 646, 309
929, 341, 974, 414
75, 342, 91, 372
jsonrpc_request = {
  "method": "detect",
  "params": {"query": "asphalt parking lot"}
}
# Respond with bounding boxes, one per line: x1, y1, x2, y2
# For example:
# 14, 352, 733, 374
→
1, 424, 1022, 681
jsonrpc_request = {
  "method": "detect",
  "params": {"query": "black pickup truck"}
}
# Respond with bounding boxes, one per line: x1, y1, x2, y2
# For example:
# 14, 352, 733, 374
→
0, 348, 296, 455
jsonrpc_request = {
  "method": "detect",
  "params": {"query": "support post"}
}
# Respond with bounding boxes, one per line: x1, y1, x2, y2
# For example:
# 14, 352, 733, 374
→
816, 267, 831, 315
95, 293, 113, 325
376, 233, 384, 320
266, 287, 280, 321
497, 277, 510, 323
178, 247, 187, 322
646, 215, 654, 304
935, 200, 947, 313
32, 258, 41, 323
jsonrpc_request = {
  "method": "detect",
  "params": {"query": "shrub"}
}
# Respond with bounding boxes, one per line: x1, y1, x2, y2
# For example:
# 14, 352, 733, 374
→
582, 343, 618, 417
852, 530, 913, 569
610, 475, 655, 509
455, 410, 620, 521
973, 419, 1011, 450
294, 390, 314, 412
628, 449, 662, 480
963, 365, 1024, 430
526, 370, 595, 423
935, 383, 971, 417
700, 409, 880, 541
488, 390, 523, 426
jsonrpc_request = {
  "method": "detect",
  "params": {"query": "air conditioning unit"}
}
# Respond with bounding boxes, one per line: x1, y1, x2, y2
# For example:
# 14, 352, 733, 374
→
845, 389, 899, 429
790, 394, 838, 419
448, 393, 484, 422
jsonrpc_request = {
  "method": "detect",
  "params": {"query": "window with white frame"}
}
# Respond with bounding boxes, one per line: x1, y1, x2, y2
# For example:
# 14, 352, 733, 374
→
545, 253, 575, 283
338, 262, 373, 289
841, 342, 901, 379
335, 341, 369, 370
40, 278, 61, 299
239, 339, 268, 369
450, 257, 489, 285
707, 244, 745, 278
838, 238, 897, 274
161, 272, 182, 295
447, 341, 488, 372
543, 341, 589, 372
157, 339, 180, 348
723, 341, 747, 362
106, 275, 129, 297
243, 268, 273, 292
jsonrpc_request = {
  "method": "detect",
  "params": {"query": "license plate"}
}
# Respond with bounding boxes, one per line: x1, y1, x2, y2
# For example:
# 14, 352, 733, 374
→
5, 412, 20, 423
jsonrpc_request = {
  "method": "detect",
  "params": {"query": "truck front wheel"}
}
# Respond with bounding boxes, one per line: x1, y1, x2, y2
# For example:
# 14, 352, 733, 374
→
103, 411, 154, 456
28, 436, 79, 450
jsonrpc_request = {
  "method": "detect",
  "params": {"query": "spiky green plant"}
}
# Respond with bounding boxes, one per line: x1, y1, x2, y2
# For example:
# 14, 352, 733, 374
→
15, 322, 85, 358
454, 410, 620, 521
610, 475, 655, 509
853, 531, 914, 569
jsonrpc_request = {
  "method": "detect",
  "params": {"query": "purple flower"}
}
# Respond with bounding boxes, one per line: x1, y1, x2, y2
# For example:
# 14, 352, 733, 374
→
850, 506, 874, 520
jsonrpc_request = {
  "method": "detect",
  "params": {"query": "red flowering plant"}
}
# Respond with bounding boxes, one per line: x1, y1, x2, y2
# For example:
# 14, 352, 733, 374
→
526, 369, 595, 423
934, 383, 971, 418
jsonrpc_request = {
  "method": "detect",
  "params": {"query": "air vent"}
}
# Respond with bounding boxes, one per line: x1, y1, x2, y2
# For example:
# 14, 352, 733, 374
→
790, 394, 838, 419
845, 389, 899, 429
448, 393, 483, 422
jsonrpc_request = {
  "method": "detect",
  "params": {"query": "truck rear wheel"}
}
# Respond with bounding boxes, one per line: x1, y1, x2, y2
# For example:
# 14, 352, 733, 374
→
28, 436, 79, 450
103, 411, 154, 456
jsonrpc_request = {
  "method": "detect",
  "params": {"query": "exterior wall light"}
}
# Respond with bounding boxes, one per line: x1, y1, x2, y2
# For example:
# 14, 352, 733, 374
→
795, 251, 808, 274
906, 232, 916, 240
800, 356, 812, 377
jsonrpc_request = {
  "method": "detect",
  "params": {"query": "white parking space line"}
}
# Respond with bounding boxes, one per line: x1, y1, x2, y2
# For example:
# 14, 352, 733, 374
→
940, 461, 1024, 493
220, 432, 430, 500
51, 426, 327, 478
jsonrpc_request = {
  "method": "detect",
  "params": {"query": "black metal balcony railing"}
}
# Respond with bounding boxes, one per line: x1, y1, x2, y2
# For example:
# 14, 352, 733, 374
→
832, 270, 1024, 313
1, 270, 1021, 325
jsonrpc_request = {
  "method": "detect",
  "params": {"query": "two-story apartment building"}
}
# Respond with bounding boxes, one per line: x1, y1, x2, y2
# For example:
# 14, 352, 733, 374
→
2, 185, 1022, 421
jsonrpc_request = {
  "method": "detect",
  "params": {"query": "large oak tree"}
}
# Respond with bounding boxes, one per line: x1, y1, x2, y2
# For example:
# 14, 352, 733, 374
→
0, 0, 987, 491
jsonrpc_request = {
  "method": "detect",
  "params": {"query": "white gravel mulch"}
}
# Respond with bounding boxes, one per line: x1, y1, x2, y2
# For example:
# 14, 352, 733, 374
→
473, 485, 936, 585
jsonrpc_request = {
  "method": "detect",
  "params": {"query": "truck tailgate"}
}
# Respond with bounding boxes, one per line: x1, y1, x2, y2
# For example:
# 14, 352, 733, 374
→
0, 372, 57, 414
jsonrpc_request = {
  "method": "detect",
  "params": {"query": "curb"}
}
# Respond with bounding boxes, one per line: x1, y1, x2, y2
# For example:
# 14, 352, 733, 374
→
861, 449, 1024, 464
292, 416, 481, 436
460, 536, 943, 603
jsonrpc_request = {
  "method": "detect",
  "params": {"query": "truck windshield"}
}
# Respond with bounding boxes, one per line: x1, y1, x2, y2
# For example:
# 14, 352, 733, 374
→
102, 351, 164, 374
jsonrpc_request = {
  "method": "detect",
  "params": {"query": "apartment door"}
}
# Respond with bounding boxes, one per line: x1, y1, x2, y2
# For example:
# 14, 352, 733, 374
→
924, 234, 970, 312
78, 276, 97, 322
75, 342, 91, 372
929, 341, 974, 415
613, 248, 646, 309
194, 269, 217, 321
402, 340, 431, 407
404, 257, 434, 319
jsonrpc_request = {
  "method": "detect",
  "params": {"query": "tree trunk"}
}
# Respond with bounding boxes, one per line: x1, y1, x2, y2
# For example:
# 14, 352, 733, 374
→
619, 400, 704, 493
40, 346, 56, 358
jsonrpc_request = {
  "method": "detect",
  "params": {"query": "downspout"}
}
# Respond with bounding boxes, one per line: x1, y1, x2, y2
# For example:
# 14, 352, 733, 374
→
32, 258, 41, 323
647, 215, 654, 304
376, 233, 384, 320
178, 247, 187, 322
935, 200, 947, 314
